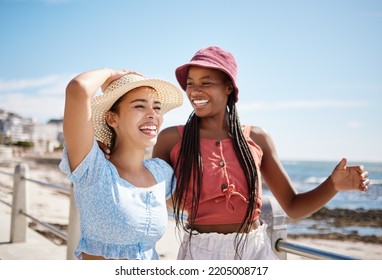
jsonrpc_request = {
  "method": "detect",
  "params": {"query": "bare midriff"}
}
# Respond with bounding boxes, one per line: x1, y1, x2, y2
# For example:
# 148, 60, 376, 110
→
190, 219, 260, 234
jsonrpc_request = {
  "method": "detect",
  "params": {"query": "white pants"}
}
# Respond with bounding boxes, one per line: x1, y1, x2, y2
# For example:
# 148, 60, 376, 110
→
177, 224, 279, 260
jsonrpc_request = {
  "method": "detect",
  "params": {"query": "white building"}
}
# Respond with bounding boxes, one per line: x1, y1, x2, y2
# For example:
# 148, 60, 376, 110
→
0, 109, 63, 153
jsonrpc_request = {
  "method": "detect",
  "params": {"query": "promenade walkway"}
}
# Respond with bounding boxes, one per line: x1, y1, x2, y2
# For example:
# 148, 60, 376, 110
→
0, 201, 178, 260
0, 201, 66, 260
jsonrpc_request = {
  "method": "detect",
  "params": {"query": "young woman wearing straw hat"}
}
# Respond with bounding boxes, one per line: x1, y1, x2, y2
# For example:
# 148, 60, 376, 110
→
59, 68, 182, 259
151, 46, 370, 260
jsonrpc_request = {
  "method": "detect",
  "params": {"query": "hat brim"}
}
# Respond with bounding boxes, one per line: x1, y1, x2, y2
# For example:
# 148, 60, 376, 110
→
91, 76, 183, 144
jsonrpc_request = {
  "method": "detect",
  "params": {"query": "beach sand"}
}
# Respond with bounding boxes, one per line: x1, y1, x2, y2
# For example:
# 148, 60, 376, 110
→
1, 153, 381, 260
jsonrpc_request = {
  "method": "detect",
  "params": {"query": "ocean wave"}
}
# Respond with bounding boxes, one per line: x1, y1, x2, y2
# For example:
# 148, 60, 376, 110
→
303, 177, 382, 186
370, 179, 382, 186
303, 176, 326, 184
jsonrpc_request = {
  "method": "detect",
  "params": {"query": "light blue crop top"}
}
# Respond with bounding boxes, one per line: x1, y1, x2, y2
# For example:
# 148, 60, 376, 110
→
59, 139, 175, 260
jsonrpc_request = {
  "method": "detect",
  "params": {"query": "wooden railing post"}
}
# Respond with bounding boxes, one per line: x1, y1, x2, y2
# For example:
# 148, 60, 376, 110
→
10, 163, 29, 243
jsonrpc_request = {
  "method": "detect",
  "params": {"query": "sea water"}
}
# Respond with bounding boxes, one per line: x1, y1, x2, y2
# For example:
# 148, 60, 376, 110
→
263, 160, 382, 236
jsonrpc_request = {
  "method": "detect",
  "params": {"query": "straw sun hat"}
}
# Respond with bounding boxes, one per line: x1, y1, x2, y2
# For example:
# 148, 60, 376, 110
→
91, 73, 183, 144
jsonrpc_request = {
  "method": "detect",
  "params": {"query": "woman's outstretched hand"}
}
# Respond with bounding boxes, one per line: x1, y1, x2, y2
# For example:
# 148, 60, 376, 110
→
331, 158, 370, 192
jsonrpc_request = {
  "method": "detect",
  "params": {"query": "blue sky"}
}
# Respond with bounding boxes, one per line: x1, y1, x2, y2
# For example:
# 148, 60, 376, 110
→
0, 0, 381, 162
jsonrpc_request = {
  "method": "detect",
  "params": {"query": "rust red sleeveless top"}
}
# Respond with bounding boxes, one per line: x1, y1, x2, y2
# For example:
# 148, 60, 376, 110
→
169, 125, 263, 225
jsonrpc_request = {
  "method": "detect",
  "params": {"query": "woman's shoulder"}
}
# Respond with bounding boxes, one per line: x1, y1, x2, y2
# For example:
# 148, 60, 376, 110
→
244, 125, 268, 137
145, 157, 173, 172
246, 125, 276, 153
153, 125, 182, 163
159, 125, 183, 137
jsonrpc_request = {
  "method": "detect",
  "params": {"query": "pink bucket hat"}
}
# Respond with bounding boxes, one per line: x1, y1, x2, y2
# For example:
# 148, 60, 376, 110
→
175, 46, 239, 102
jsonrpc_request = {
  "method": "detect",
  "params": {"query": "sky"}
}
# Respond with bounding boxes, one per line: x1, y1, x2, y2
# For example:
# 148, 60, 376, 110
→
0, 0, 381, 162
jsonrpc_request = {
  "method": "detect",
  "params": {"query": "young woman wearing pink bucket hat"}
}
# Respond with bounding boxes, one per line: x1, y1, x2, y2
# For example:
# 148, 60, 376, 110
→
152, 46, 370, 260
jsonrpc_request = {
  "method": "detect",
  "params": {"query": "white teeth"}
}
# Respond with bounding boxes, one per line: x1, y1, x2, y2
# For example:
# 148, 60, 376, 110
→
139, 124, 158, 136
139, 125, 157, 130
193, 99, 209, 105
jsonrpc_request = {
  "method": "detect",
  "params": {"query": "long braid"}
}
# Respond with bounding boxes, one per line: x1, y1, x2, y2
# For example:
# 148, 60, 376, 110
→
227, 93, 259, 259
172, 112, 202, 237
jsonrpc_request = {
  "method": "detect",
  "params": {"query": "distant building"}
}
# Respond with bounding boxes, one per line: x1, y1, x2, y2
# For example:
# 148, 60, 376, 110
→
0, 108, 63, 154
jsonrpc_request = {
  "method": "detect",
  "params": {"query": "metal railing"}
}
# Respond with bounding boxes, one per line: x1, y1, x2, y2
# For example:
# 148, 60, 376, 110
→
276, 239, 360, 260
0, 163, 79, 259
0, 163, 361, 260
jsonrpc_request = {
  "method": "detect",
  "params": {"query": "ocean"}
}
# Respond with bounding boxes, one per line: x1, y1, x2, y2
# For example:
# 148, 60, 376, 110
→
263, 160, 382, 237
